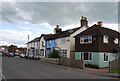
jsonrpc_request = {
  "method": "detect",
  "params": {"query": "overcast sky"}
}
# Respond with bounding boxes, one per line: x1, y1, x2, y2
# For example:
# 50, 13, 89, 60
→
0, 2, 119, 47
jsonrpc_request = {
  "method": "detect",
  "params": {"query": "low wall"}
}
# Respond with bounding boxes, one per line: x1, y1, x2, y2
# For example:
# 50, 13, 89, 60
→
41, 58, 59, 65
41, 58, 84, 69
59, 58, 84, 69
109, 57, 120, 72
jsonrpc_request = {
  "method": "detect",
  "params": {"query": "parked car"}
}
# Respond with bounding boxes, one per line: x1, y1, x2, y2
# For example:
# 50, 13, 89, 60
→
8, 53, 14, 57
20, 54, 26, 58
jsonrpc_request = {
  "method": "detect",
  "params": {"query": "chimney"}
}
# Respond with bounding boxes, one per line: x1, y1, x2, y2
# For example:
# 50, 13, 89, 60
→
81, 16, 88, 27
98, 21, 103, 27
54, 25, 62, 34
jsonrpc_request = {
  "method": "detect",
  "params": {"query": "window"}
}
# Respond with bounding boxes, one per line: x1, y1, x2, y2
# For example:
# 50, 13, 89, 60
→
81, 52, 92, 60
103, 35, 109, 43
114, 38, 118, 44
48, 40, 51, 46
80, 36, 92, 44
104, 53, 108, 62
42, 41, 44, 47
60, 50, 67, 57
40, 49, 44, 56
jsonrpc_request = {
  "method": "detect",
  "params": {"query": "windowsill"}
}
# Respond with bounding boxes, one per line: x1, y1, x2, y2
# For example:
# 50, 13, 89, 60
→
84, 60, 92, 61
80, 42, 92, 44
104, 61, 109, 62
103, 42, 108, 44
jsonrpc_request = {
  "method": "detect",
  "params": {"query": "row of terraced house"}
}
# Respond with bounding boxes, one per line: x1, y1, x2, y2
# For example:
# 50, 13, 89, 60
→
26, 16, 120, 68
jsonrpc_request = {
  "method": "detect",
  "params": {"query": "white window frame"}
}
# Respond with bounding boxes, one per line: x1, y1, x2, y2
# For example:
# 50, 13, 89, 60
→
104, 53, 109, 62
48, 40, 51, 46
60, 50, 67, 58
81, 52, 92, 61
103, 35, 109, 43
114, 38, 118, 44
80, 36, 92, 44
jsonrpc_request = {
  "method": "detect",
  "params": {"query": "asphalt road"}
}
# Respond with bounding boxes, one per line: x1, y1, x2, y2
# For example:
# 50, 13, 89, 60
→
2, 56, 116, 79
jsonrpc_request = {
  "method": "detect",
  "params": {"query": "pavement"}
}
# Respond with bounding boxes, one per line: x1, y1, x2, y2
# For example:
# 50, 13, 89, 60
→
44, 62, 120, 79
84, 67, 120, 78
2, 56, 118, 79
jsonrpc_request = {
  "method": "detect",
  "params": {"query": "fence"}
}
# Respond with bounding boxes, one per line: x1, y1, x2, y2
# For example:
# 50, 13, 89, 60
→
109, 57, 120, 72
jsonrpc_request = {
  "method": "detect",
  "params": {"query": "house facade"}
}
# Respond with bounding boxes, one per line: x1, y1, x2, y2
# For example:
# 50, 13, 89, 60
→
74, 22, 120, 68
46, 16, 88, 58
46, 39, 56, 56
27, 37, 40, 58
39, 34, 52, 58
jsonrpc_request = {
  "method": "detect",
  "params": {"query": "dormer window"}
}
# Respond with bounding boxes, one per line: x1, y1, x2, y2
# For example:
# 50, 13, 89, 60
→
80, 36, 92, 44
103, 35, 109, 43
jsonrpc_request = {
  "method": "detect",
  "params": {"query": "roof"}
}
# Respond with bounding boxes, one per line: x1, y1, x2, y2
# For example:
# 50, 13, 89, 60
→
26, 26, 82, 44
75, 24, 120, 38
41, 34, 53, 40
27, 37, 40, 44
26, 34, 52, 44
47, 27, 81, 40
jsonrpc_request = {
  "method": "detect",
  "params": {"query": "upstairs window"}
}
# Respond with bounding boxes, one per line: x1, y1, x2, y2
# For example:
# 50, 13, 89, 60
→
114, 38, 118, 44
48, 40, 51, 46
80, 36, 92, 44
103, 35, 109, 43
42, 41, 44, 47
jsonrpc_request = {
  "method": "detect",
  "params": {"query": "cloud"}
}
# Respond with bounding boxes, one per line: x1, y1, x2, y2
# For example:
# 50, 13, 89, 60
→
18, 27, 31, 30
1, 2, 119, 47
0, 29, 33, 45
1, 2, 118, 26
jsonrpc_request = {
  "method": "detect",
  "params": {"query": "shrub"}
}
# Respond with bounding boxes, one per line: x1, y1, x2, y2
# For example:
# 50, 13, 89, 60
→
85, 63, 99, 69
110, 70, 120, 73
48, 50, 60, 58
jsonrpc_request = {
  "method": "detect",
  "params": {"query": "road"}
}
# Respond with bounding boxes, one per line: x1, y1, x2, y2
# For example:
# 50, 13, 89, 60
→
2, 56, 116, 79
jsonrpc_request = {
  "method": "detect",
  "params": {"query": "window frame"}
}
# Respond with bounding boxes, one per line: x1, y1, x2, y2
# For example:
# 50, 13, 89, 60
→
103, 35, 109, 43
80, 36, 92, 44
114, 38, 118, 44
81, 52, 92, 61
48, 40, 51, 46
42, 41, 44, 47
104, 53, 109, 62
60, 50, 67, 58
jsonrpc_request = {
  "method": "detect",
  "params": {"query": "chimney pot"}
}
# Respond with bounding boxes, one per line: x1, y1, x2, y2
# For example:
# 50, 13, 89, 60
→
81, 16, 88, 27
98, 21, 103, 27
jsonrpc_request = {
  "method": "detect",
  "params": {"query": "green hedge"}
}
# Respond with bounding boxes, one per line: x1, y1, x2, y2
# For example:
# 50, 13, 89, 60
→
85, 63, 99, 69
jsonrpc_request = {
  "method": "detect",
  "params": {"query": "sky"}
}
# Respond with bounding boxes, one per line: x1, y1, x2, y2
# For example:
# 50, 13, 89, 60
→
0, 1, 119, 47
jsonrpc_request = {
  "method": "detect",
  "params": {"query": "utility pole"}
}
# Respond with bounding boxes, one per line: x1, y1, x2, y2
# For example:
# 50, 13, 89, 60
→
27, 35, 30, 59
28, 35, 29, 42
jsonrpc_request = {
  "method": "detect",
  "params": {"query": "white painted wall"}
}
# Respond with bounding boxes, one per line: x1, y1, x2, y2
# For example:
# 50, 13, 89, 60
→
55, 37, 70, 58
55, 26, 87, 58
70, 26, 87, 51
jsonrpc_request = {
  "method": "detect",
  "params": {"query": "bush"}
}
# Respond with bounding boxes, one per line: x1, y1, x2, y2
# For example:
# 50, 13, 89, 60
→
48, 50, 60, 58
85, 63, 99, 69
110, 70, 120, 73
